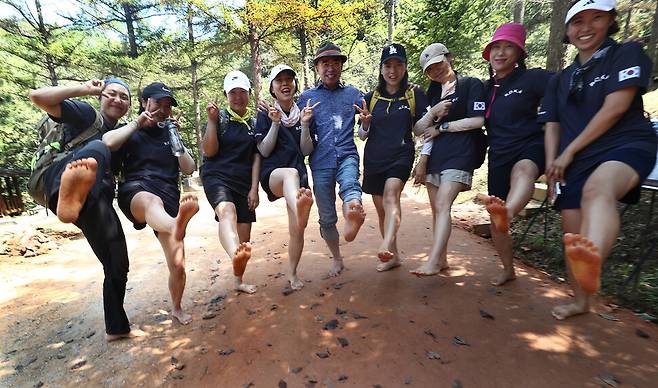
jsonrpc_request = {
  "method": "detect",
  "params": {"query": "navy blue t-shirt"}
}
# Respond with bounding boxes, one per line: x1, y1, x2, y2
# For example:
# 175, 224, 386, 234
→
201, 110, 258, 195
539, 41, 656, 165
254, 111, 316, 196
483, 67, 553, 167
426, 75, 486, 174
363, 86, 429, 174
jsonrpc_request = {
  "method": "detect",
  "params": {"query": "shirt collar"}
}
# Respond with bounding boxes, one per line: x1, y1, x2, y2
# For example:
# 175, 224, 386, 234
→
317, 79, 345, 90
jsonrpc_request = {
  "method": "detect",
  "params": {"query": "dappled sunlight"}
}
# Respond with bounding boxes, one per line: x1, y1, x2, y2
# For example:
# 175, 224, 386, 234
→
517, 327, 601, 358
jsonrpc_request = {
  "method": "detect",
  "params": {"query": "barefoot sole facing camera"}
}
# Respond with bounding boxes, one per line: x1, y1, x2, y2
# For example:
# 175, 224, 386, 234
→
564, 233, 601, 294
57, 158, 98, 223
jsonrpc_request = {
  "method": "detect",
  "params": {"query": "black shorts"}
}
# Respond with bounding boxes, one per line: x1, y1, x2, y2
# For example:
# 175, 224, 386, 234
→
118, 181, 180, 230
555, 147, 656, 210
203, 180, 256, 223
488, 143, 545, 200
362, 164, 412, 196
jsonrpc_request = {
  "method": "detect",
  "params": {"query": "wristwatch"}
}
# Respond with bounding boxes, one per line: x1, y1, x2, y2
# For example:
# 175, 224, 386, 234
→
440, 121, 450, 132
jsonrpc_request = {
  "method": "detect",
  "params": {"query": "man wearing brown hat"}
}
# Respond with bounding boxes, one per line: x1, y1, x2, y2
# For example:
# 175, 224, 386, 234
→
298, 42, 366, 277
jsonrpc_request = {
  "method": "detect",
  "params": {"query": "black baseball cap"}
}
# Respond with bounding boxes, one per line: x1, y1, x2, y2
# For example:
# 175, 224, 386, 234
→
141, 82, 178, 106
314, 42, 348, 65
380, 43, 407, 65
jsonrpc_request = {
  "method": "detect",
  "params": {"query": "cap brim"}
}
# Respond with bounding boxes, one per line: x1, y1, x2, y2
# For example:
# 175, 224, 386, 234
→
224, 84, 250, 93
148, 93, 178, 106
314, 53, 348, 64
422, 55, 445, 72
565, 4, 615, 24
382, 55, 407, 64
482, 38, 528, 61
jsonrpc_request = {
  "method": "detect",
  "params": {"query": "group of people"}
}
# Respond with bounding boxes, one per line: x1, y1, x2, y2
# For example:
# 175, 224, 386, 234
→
28, 0, 656, 340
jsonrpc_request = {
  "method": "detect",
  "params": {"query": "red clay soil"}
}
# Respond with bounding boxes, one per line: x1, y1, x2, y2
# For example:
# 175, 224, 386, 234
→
1, 187, 657, 387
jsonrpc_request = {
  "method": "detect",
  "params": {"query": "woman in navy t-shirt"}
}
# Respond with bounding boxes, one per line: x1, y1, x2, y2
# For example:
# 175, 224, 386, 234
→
202, 70, 261, 294
103, 82, 199, 325
356, 43, 429, 272
410, 43, 487, 276
479, 23, 553, 286
540, 0, 657, 320
255, 64, 317, 291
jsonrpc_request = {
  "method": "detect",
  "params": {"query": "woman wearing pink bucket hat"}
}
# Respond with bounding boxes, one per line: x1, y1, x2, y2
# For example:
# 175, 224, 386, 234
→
478, 23, 553, 287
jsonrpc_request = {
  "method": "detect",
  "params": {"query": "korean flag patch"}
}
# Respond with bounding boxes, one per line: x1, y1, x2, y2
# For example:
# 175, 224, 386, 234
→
473, 101, 485, 111
619, 66, 640, 82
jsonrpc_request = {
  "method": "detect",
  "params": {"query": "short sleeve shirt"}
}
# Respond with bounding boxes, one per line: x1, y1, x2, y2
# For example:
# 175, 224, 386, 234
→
50, 99, 116, 144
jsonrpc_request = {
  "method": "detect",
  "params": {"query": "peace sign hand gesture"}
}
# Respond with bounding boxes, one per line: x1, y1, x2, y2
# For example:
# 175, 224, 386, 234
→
301, 98, 320, 125
258, 99, 281, 123
353, 99, 372, 130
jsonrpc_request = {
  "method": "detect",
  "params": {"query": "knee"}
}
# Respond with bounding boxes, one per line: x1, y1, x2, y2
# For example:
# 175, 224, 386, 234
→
170, 260, 186, 277
144, 195, 164, 209
581, 181, 609, 204
383, 190, 399, 206
216, 204, 237, 222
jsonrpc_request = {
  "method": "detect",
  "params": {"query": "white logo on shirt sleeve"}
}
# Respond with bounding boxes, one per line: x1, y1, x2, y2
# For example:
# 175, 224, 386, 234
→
619, 66, 641, 82
473, 101, 485, 111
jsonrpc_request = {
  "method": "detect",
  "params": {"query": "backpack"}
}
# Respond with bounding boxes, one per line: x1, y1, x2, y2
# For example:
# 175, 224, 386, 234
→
368, 87, 416, 117
27, 110, 103, 207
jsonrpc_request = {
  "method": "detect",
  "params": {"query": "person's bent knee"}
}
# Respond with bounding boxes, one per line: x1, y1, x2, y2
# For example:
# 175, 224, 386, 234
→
215, 203, 237, 222
170, 260, 186, 278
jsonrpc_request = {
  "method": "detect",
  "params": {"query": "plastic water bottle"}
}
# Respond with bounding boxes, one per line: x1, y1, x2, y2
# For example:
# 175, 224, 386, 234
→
159, 119, 185, 157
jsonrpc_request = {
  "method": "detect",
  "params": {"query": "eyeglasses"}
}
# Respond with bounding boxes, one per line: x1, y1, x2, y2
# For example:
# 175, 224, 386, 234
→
105, 91, 130, 102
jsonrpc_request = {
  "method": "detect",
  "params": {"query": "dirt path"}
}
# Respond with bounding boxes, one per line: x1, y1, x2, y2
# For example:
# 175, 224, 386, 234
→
1, 187, 657, 387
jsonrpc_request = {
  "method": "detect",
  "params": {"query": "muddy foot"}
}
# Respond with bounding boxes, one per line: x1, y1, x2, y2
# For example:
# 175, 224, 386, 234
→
232, 242, 252, 277
485, 195, 509, 234
491, 270, 516, 286
409, 261, 448, 276
551, 302, 590, 320
377, 257, 401, 272
343, 202, 365, 242
377, 247, 394, 263
564, 233, 601, 294
236, 283, 258, 294
57, 158, 97, 223
106, 327, 146, 342
172, 309, 192, 325
328, 258, 344, 277
289, 275, 304, 290
174, 194, 199, 241
296, 188, 313, 229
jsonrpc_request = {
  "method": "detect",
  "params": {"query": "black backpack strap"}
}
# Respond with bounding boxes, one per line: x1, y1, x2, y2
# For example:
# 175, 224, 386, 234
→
63, 109, 103, 151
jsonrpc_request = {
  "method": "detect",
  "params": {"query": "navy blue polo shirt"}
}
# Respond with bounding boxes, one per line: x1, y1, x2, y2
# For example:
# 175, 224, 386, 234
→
483, 67, 553, 167
426, 75, 486, 174
539, 41, 656, 164
254, 110, 316, 187
201, 110, 258, 195
363, 86, 429, 174
298, 82, 363, 170
50, 99, 116, 144
117, 125, 180, 189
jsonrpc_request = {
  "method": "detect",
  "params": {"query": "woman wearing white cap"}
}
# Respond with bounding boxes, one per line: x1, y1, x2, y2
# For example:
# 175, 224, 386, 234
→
202, 70, 261, 294
255, 64, 318, 291
540, 0, 656, 319
410, 43, 487, 276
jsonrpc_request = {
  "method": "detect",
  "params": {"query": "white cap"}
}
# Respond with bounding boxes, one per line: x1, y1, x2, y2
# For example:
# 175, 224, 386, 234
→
268, 64, 296, 87
223, 70, 251, 93
419, 43, 449, 73
565, 0, 615, 24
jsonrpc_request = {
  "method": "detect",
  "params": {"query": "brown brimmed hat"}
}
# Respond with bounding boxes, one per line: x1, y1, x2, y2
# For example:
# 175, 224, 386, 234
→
313, 42, 348, 65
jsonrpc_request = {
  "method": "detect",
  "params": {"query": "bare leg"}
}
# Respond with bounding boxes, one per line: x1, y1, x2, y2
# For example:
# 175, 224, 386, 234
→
325, 238, 344, 277
215, 203, 256, 294
343, 199, 366, 242
286, 206, 306, 290
57, 158, 97, 223
376, 178, 404, 262
234, 222, 257, 293
410, 181, 464, 276
157, 232, 191, 324
269, 168, 314, 229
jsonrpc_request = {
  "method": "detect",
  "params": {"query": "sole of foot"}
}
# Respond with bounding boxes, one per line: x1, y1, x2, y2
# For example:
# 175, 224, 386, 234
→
172, 309, 192, 325
564, 233, 601, 294
344, 203, 365, 242
174, 194, 199, 241
57, 158, 97, 224
106, 327, 147, 342
377, 259, 401, 272
551, 302, 589, 320
296, 188, 313, 229
485, 195, 509, 234
232, 242, 252, 277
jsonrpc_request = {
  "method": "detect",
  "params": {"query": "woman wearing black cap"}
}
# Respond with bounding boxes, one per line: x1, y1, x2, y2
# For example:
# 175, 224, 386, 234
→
355, 43, 429, 272
540, 0, 656, 319
103, 82, 199, 325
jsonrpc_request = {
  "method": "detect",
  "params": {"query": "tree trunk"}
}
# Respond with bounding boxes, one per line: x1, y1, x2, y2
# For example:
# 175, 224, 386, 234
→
187, 3, 202, 168
122, 3, 139, 58
249, 22, 262, 102
387, 0, 396, 44
513, 0, 525, 23
298, 27, 311, 90
546, 0, 569, 72
35, 0, 57, 86
623, 8, 632, 37
649, 0, 658, 87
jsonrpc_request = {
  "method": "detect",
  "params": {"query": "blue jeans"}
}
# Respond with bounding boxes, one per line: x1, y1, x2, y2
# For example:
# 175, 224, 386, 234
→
311, 155, 362, 240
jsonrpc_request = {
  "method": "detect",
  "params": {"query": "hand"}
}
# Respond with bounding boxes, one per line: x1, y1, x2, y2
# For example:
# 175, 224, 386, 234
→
301, 98, 320, 125
412, 159, 428, 186
547, 176, 557, 205
546, 150, 574, 185
258, 100, 281, 123
85, 79, 104, 96
429, 100, 452, 122
424, 126, 440, 141
247, 188, 259, 211
353, 99, 372, 130
137, 98, 162, 127
169, 112, 183, 129
206, 100, 219, 122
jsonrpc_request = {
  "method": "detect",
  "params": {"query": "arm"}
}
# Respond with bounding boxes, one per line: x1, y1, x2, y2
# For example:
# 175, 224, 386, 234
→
29, 80, 104, 118
178, 148, 196, 175
300, 122, 314, 156
102, 113, 149, 151
544, 121, 561, 200
358, 124, 369, 140
256, 121, 280, 157
247, 153, 261, 211
202, 102, 220, 157
441, 116, 484, 132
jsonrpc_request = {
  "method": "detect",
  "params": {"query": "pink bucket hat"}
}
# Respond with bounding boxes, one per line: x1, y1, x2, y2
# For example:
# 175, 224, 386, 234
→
482, 23, 528, 61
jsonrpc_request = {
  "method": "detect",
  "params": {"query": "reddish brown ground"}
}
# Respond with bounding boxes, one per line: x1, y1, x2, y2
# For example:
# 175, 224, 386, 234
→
1, 186, 657, 387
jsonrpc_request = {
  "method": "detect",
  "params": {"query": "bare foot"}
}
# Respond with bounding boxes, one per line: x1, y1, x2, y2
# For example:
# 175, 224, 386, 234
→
377, 257, 401, 272
173, 194, 199, 241
172, 308, 192, 325
328, 258, 344, 277
491, 270, 516, 286
232, 242, 252, 277
564, 233, 601, 294
236, 283, 258, 294
551, 302, 590, 320
409, 261, 448, 276
296, 188, 313, 229
485, 195, 509, 234
343, 202, 365, 242
106, 327, 146, 342
289, 275, 304, 290
377, 246, 394, 263
57, 158, 97, 223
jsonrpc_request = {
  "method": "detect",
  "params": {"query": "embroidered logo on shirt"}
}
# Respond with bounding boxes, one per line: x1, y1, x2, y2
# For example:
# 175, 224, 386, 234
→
473, 101, 485, 111
619, 66, 641, 82
398, 105, 410, 111
589, 74, 609, 87
503, 89, 523, 97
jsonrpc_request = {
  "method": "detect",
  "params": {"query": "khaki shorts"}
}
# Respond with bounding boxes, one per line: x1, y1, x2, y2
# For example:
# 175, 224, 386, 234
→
425, 169, 472, 189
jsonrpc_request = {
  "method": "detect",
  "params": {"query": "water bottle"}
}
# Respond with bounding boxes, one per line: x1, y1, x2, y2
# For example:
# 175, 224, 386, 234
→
159, 119, 185, 157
